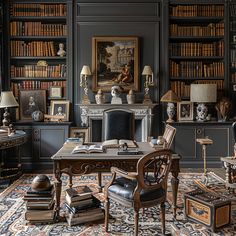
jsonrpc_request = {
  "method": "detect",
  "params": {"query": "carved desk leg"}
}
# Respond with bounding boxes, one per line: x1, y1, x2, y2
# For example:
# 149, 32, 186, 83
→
171, 159, 180, 219
54, 161, 62, 220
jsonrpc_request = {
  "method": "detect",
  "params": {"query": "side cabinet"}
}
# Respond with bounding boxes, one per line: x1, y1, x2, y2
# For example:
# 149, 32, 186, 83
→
172, 122, 234, 168
15, 122, 71, 170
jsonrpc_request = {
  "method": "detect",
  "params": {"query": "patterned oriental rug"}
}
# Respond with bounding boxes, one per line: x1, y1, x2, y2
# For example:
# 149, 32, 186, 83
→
0, 173, 236, 236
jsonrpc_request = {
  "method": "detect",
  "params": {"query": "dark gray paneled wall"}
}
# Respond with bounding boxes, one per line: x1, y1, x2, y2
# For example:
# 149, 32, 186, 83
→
74, 0, 161, 137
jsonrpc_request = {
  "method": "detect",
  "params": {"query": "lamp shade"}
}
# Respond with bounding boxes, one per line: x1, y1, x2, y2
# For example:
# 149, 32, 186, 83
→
80, 65, 91, 76
161, 90, 181, 103
0, 91, 19, 108
142, 65, 153, 75
190, 84, 217, 103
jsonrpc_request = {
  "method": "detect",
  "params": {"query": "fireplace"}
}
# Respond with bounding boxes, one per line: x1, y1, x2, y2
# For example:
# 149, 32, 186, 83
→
78, 104, 157, 142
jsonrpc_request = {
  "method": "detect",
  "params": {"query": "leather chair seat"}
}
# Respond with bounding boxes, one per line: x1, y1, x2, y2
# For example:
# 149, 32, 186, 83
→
108, 177, 165, 202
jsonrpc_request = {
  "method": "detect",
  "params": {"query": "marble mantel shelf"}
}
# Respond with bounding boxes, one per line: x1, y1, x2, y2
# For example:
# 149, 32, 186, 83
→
76, 103, 158, 142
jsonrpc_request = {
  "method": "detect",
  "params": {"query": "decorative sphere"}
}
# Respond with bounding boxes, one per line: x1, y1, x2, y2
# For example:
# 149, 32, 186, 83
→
32, 110, 44, 122
31, 174, 52, 191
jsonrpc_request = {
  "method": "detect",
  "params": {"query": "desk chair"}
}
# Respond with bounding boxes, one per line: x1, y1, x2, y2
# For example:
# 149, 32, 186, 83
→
104, 149, 173, 236
97, 108, 135, 189
162, 124, 176, 148
102, 108, 135, 141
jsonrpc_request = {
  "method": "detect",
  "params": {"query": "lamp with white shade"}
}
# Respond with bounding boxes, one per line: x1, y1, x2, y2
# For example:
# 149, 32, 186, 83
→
0, 91, 19, 126
80, 65, 92, 104
190, 84, 217, 122
142, 65, 154, 104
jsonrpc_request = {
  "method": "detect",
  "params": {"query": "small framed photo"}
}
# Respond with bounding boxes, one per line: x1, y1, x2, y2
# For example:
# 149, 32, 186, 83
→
70, 127, 90, 143
19, 90, 46, 120
50, 86, 62, 98
177, 101, 194, 121
50, 100, 70, 121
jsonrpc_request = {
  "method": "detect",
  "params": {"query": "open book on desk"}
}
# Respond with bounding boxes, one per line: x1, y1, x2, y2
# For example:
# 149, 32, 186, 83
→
71, 144, 104, 154
102, 139, 137, 148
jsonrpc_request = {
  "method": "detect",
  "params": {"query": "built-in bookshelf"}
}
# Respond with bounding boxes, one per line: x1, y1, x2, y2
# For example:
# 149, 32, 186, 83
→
169, 1, 225, 99
8, 0, 70, 102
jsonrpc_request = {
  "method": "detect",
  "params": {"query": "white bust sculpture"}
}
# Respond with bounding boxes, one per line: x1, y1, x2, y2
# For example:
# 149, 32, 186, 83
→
111, 85, 122, 104
57, 43, 66, 57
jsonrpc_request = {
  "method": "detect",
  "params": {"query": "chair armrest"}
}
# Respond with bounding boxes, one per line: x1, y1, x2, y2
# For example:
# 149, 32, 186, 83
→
111, 167, 137, 180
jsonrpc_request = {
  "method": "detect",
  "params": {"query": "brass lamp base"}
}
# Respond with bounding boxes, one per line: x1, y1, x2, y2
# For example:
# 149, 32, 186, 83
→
82, 95, 91, 105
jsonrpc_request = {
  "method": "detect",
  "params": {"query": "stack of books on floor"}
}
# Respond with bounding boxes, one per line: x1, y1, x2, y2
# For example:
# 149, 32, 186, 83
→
65, 186, 104, 226
23, 185, 55, 224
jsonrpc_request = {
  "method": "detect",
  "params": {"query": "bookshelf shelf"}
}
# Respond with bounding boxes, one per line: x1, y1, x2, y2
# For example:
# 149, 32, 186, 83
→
10, 16, 67, 21
10, 36, 67, 40
168, 1, 226, 99
10, 77, 67, 81
10, 57, 66, 60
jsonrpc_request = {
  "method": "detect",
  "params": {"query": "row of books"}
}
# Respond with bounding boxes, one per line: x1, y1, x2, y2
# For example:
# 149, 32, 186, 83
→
23, 185, 55, 223
171, 80, 224, 98
11, 81, 66, 97
10, 4, 66, 17
170, 5, 224, 17
11, 64, 67, 78
10, 21, 67, 37
169, 42, 224, 57
65, 186, 104, 226
170, 61, 224, 78
11, 40, 59, 57
170, 23, 224, 37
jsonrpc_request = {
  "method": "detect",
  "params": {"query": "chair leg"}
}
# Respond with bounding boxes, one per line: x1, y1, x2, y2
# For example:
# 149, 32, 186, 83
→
105, 198, 110, 232
134, 209, 139, 236
160, 202, 165, 235
98, 172, 102, 192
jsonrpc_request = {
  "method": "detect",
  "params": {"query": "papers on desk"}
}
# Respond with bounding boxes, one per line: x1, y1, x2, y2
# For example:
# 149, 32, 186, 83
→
102, 139, 137, 148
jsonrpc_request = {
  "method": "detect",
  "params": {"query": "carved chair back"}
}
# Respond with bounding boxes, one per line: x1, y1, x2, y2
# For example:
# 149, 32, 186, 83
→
162, 124, 176, 148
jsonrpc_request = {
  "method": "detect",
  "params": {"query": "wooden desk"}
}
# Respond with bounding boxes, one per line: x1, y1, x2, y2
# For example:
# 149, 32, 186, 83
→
51, 142, 181, 219
0, 130, 27, 180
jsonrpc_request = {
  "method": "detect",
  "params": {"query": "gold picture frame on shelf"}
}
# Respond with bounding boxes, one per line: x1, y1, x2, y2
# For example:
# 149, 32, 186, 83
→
50, 86, 62, 98
177, 101, 194, 121
70, 127, 90, 143
92, 36, 139, 92
50, 100, 70, 121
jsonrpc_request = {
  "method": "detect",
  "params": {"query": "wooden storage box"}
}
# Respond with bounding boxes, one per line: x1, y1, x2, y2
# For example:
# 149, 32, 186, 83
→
184, 189, 231, 232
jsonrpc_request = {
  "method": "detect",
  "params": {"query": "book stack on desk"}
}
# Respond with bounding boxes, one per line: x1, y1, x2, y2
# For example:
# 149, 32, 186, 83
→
23, 186, 55, 224
65, 186, 104, 226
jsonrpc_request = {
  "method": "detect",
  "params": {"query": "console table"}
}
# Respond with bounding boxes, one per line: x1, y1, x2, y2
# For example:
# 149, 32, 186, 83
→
77, 104, 157, 142
0, 130, 27, 180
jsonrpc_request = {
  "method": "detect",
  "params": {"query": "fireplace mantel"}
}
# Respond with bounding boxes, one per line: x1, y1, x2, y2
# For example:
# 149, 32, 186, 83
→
77, 104, 158, 142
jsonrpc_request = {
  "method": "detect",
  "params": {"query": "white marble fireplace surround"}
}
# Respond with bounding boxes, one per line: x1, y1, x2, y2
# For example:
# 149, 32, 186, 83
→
78, 104, 157, 142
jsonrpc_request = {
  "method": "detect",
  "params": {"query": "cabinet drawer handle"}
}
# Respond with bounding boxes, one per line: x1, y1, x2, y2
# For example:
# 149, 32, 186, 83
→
197, 129, 202, 135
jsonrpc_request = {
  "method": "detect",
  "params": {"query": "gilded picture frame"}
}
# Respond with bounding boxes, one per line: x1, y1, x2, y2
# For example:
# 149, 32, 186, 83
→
92, 36, 139, 92
50, 100, 70, 121
19, 90, 46, 120
177, 101, 194, 121
70, 127, 90, 143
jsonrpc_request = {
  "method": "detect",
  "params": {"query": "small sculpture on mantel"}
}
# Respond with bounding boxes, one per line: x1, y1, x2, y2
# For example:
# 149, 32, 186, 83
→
126, 89, 135, 104
95, 89, 105, 104
111, 85, 123, 104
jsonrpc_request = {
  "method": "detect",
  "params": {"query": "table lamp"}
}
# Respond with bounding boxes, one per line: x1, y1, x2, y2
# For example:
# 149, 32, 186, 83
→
190, 84, 217, 122
80, 65, 92, 104
161, 90, 181, 123
0, 91, 19, 126
142, 65, 154, 104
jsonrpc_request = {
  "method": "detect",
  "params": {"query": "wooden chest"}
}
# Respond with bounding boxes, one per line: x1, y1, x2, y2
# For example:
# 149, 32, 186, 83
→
184, 189, 231, 232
